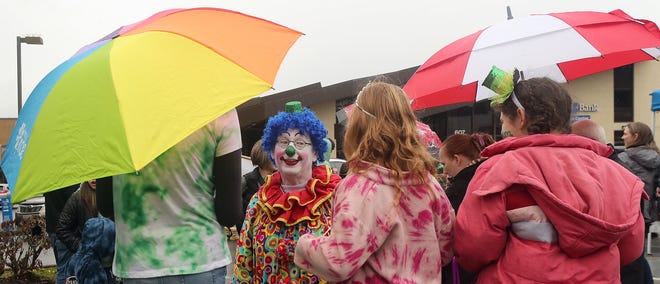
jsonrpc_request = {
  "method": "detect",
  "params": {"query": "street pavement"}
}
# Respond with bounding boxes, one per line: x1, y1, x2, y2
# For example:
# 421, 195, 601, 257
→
647, 226, 660, 284
38, 225, 660, 282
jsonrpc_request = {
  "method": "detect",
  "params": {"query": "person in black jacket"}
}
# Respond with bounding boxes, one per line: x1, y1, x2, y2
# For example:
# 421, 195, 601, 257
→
233, 139, 275, 239
438, 133, 494, 213
44, 184, 78, 284
438, 133, 493, 284
56, 180, 98, 254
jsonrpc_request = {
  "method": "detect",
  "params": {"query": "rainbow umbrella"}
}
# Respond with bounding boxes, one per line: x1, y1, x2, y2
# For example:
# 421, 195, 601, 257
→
1, 7, 302, 203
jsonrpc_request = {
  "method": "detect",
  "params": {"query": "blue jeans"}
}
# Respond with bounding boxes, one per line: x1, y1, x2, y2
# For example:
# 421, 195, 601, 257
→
49, 233, 74, 284
122, 266, 227, 284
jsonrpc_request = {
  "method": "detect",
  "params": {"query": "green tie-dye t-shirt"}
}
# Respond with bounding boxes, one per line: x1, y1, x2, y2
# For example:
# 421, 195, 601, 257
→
112, 109, 241, 278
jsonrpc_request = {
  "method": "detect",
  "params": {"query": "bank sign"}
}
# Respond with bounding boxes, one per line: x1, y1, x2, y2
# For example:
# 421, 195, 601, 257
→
572, 102, 598, 112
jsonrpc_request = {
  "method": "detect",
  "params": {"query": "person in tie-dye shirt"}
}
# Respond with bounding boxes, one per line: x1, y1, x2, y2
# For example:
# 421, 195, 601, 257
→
97, 109, 243, 284
294, 81, 455, 283
233, 101, 340, 284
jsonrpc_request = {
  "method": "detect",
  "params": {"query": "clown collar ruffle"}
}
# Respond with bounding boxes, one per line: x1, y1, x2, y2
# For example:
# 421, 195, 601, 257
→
257, 165, 339, 226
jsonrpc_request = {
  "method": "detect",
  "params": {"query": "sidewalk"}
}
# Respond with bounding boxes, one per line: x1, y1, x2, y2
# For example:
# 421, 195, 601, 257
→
646, 229, 660, 283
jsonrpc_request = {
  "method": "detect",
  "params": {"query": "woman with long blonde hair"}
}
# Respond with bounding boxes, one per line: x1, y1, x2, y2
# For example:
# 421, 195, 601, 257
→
294, 81, 455, 282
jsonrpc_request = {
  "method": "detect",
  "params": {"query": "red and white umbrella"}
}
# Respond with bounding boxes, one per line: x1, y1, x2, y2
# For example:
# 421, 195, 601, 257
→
404, 9, 660, 111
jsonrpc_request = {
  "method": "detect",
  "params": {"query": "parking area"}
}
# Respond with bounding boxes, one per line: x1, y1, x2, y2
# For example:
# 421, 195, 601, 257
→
329, 158, 347, 178
2, 184, 45, 224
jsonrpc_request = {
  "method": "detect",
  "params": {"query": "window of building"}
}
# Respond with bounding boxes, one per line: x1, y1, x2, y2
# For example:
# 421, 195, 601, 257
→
445, 106, 473, 135
473, 100, 497, 137
419, 114, 446, 142
614, 65, 634, 122
613, 130, 624, 147
241, 121, 267, 157
418, 100, 499, 141
334, 96, 356, 159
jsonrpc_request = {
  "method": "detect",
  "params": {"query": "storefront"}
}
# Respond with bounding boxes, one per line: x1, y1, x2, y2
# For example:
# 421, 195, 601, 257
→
235, 61, 660, 158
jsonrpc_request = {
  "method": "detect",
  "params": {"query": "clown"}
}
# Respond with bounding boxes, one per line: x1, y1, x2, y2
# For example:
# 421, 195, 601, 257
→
233, 101, 341, 284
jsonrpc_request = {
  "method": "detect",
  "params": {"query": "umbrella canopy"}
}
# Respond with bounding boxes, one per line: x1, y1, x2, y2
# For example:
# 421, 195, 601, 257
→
404, 9, 660, 111
2, 7, 302, 203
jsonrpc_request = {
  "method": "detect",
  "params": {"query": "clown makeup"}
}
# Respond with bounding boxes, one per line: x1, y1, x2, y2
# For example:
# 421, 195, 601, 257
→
273, 129, 317, 188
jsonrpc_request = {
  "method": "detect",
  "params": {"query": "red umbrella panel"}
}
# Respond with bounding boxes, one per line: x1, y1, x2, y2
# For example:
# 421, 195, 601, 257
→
404, 9, 660, 111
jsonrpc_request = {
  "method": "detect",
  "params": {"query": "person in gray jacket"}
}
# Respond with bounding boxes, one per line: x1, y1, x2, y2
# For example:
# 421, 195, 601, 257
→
573, 119, 653, 284
617, 122, 660, 226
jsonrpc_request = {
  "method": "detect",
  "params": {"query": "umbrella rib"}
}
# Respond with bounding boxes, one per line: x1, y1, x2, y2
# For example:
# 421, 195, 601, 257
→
471, 27, 577, 53
643, 47, 660, 60
419, 26, 579, 73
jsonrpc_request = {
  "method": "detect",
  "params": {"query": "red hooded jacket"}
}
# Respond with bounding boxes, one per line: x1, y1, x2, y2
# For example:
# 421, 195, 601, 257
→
454, 134, 646, 283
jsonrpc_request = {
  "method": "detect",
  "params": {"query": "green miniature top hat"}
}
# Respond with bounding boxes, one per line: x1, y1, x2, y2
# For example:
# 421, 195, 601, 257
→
483, 66, 516, 106
285, 101, 303, 113
483, 66, 514, 96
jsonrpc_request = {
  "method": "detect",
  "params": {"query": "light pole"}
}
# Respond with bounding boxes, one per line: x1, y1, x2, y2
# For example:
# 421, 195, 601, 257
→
17, 36, 43, 116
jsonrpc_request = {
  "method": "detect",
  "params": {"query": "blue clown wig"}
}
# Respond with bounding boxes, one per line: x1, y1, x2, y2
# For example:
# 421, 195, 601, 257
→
262, 108, 328, 164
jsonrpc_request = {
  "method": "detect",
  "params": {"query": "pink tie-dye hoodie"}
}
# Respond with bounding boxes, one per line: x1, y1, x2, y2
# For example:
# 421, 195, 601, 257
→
294, 161, 455, 283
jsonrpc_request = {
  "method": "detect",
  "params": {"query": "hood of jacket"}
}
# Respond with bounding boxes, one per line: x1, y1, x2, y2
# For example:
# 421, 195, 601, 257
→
622, 145, 660, 169
80, 217, 116, 257
477, 134, 645, 258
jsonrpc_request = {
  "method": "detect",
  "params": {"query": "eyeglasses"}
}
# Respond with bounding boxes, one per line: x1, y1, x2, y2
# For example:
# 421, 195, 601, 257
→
276, 139, 313, 150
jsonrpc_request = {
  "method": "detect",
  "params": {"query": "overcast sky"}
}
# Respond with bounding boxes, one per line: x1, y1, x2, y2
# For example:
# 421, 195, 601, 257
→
1, 0, 658, 118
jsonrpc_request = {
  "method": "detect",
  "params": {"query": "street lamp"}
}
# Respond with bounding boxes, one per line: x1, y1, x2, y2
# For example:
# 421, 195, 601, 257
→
17, 36, 43, 116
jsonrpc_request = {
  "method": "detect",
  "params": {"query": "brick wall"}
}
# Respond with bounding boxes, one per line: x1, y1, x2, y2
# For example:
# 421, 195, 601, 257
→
0, 119, 17, 159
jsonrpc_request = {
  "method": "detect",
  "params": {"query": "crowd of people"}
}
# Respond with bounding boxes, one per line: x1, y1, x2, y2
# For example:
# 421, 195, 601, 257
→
39, 68, 660, 284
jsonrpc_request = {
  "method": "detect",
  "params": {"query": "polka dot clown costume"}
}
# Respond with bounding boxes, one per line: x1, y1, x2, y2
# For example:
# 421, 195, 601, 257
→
233, 101, 341, 284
